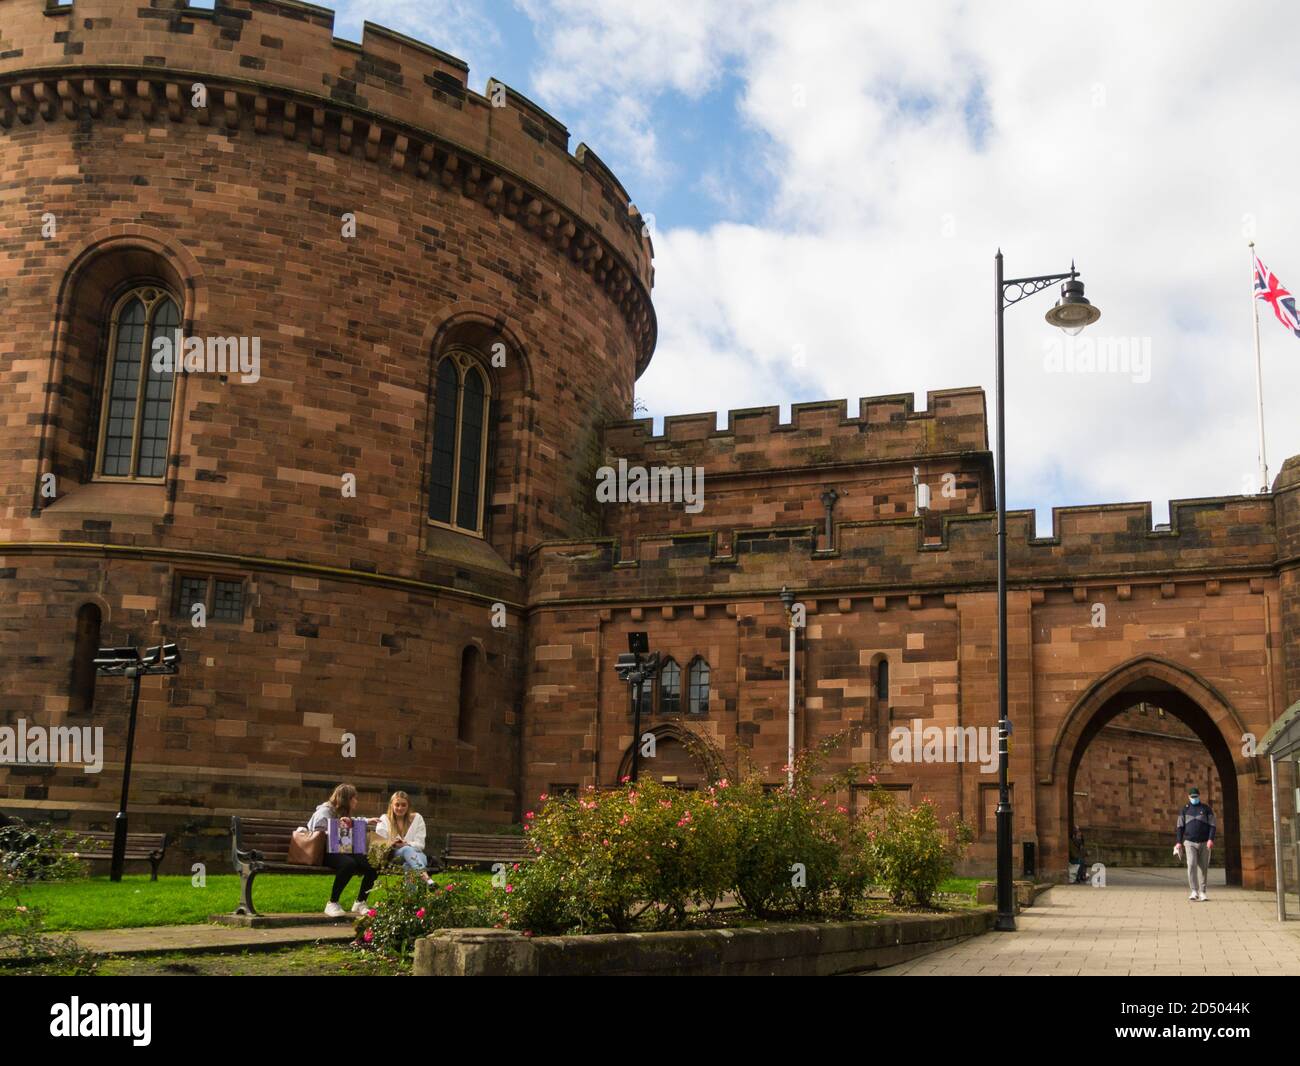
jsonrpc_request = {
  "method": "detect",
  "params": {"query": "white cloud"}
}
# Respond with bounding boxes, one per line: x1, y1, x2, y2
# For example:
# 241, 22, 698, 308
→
518, 0, 1300, 520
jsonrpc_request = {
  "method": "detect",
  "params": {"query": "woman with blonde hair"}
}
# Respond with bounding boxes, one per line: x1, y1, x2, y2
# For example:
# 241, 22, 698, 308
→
374, 790, 433, 881
307, 783, 379, 918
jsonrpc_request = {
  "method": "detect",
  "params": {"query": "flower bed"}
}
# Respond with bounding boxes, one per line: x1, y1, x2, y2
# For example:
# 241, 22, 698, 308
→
354, 749, 974, 961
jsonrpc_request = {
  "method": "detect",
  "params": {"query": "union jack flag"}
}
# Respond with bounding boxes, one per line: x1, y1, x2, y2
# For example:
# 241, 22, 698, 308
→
1254, 253, 1300, 338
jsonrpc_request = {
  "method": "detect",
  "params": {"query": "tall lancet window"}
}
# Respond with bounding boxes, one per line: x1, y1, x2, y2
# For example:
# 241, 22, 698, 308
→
428, 351, 491, 535
95, 287, 180, 480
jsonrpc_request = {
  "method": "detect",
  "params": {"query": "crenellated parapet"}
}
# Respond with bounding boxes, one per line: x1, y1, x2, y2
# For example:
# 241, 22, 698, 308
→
529, 493, 1279, 604
0, 0, 656, 367
604, 387, 988, 474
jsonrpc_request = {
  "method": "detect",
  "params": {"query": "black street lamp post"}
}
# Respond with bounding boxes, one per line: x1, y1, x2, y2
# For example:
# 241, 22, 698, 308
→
94, 640, 180, 882
616, 632, 657, 784
993, 252, 1100, 931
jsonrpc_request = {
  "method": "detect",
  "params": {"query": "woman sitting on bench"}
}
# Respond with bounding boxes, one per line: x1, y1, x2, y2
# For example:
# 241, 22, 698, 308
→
374, 790, 433, 882
309, 783, 379, 919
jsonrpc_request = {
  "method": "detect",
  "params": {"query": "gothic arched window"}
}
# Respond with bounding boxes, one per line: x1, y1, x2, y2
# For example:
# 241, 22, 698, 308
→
429, 351, 491, 535
688, 657, 710, 715
95, 287, 180, 481
659, 658, 681, 715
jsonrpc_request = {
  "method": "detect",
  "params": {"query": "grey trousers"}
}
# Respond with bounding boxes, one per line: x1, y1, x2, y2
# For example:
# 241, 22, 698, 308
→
1184, 841, 1210, 895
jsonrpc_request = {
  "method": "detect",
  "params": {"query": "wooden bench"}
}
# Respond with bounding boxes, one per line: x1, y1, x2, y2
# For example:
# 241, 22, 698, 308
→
443, 832, 534, 869
230, 816, 337, 916
67, 830, 168, 881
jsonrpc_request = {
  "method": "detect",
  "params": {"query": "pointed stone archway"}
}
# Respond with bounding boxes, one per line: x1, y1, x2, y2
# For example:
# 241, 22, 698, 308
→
1042, 655, 1255, 886
615, 722, 724, 788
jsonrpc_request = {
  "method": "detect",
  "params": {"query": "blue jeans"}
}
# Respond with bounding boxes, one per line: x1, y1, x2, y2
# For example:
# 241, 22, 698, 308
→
394, 845, 428, 871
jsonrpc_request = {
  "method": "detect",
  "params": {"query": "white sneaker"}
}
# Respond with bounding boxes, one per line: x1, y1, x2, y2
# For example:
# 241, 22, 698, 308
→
324, 901, 346, 918
351, 900, 369, 915
1189, 893, 1198, 900
1198, 892, 1207, 901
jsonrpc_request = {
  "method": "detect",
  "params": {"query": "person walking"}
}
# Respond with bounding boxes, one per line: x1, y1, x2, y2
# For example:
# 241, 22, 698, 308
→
1174, 787, 1216, 901
1071, 825, 1088, 884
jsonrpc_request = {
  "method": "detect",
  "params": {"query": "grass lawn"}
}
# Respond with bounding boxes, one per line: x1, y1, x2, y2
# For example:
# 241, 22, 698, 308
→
7, 872, 976, 933
11, 944, 406, 977
7, 871, 491, 932
936, 877, 980, 898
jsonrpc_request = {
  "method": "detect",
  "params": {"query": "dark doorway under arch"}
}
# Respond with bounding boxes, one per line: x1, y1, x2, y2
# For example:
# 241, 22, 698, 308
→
616, 724, 721, 788
1067, 686, 1241, 886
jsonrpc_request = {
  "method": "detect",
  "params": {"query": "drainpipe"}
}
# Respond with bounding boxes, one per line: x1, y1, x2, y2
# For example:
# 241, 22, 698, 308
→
780, 587, 797, 789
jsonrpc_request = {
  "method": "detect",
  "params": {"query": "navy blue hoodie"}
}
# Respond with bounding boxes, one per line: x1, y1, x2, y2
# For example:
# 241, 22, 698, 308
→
1176, 802, 1216, 844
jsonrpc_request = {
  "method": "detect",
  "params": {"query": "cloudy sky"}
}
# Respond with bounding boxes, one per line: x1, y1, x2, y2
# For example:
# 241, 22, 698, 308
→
324, 0, 1300, 530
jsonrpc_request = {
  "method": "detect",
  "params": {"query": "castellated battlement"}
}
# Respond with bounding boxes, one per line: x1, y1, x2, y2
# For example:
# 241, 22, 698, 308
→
528, 493, 1279, 604
0, 0, 655, 363
605, 387, 988, 471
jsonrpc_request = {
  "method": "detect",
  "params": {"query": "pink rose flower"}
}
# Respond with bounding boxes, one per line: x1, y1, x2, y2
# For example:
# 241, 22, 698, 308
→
505, 884, 514, 893
363, 929, 374, 943
416, 908, 426, 918
366, 909, 376, 917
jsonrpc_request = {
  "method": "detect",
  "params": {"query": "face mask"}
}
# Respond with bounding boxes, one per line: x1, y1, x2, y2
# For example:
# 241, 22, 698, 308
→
1190, 798, 1200, 805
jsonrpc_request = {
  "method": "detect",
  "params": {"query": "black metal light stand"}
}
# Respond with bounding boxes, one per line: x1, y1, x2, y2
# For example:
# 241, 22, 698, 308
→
615, 632, 658, 783
93, 640, 180, 881
993, 252, 1099, 931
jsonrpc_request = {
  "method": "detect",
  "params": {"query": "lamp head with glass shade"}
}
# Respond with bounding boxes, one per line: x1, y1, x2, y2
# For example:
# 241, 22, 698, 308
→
1045, 276, 1101, 336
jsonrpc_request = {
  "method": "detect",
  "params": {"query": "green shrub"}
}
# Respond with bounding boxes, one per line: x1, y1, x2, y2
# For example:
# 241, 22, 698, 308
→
498, 853, 573, 936
722, 775, 850, 918
862, 795, 974, 907
508, 755, 868, 932
0, 818, 95, 973
513, 780, 726, 933
353, 872, 495, 958
0, 819, 87, 883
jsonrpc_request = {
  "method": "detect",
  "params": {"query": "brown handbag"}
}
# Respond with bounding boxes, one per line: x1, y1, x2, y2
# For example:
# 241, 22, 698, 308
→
288, 827, 326, 866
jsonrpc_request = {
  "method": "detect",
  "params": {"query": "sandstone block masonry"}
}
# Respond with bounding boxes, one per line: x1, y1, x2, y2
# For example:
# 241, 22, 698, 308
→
0, 0, 649, 864
2, 1, 1298, 892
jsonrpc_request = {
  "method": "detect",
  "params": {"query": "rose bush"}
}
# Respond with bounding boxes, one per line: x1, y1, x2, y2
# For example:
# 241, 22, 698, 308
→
353, 872, 495, 958
861, 794, 974, 906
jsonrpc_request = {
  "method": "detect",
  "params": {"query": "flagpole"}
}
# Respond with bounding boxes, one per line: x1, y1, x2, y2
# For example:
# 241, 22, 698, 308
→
1249, 240, 1269, 493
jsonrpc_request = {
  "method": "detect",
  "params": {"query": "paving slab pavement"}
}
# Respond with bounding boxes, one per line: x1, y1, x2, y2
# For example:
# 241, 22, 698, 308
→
869, 867, 1300, 976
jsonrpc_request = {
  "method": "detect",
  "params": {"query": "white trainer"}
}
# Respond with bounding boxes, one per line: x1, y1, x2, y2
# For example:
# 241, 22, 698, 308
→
1197, 892, 1208, 901
1188, 893, 1198, 900
324, 901, 346, 918
351, 900, 369, 915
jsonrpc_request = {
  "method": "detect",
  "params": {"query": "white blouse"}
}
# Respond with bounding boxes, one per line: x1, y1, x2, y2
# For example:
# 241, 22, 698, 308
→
374, 812, 427, 853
